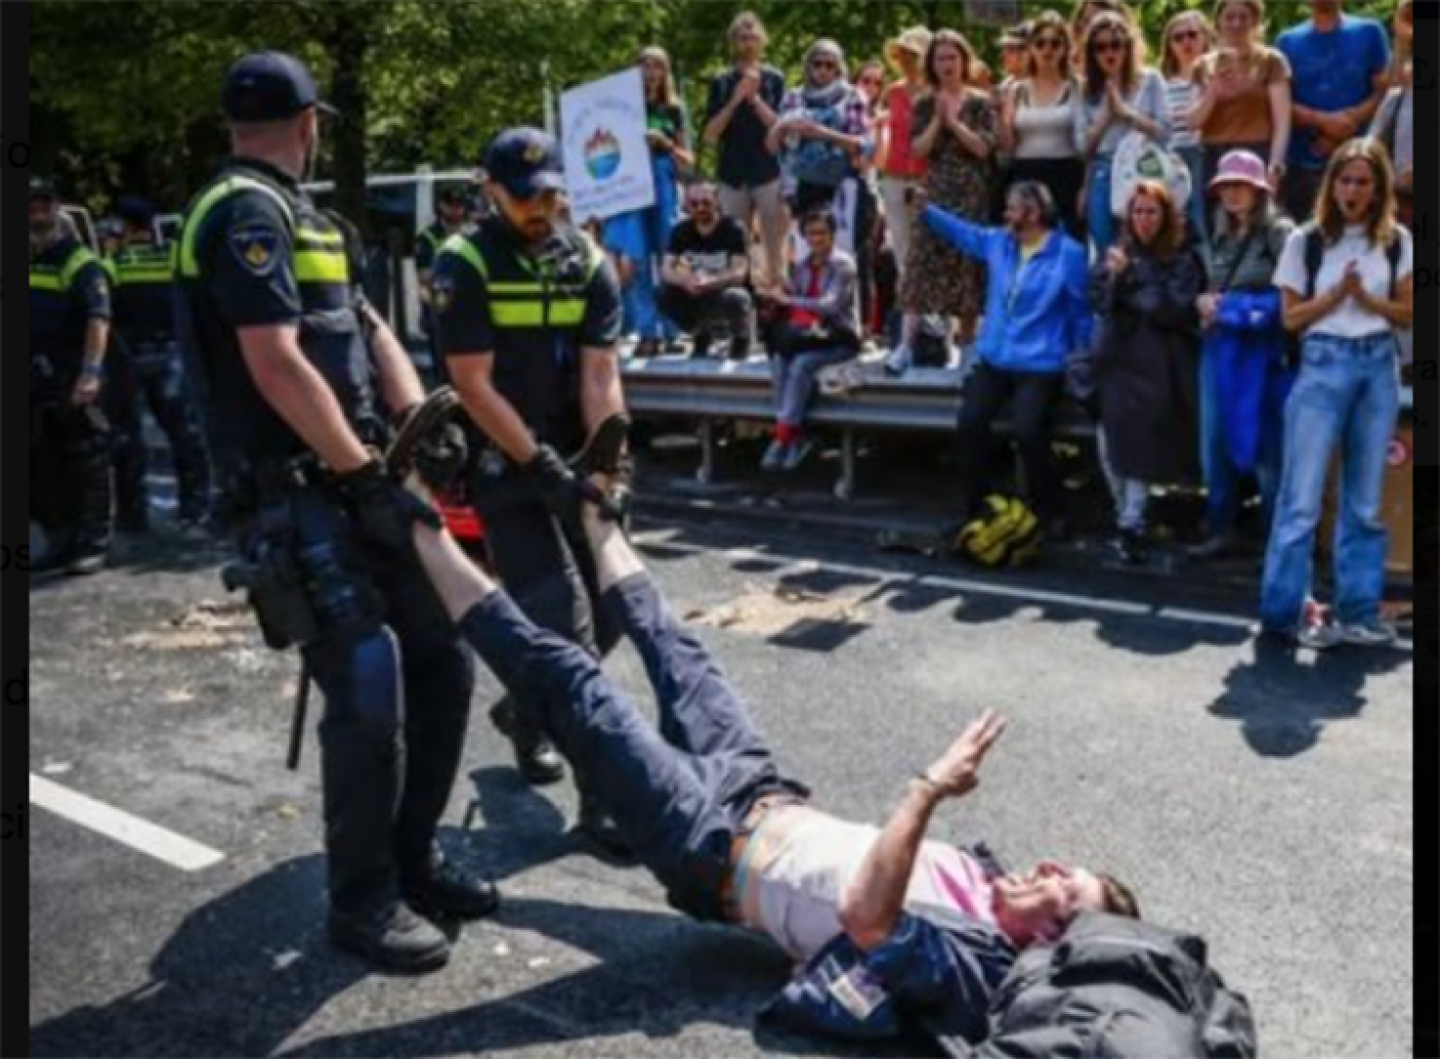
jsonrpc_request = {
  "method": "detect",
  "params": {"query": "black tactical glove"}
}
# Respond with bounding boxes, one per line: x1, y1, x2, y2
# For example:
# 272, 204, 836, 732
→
336, 457, 442, 554
522, 444, 589, 522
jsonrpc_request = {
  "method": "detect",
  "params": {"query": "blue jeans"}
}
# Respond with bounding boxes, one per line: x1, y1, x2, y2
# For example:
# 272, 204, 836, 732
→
1260, 332, 1400, 630
1200, 343, 1285, 537
1087, 155, 1117, 258
612, 157, 682, 341
1175, 144, 1207, 244
458, 574, 804, 922
770, 342, 857, 428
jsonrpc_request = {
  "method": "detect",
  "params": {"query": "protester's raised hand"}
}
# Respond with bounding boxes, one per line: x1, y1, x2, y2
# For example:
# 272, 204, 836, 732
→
923, 710, 1007, 798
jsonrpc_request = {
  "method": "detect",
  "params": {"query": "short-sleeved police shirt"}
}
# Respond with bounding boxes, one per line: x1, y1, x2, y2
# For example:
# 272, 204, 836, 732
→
199, 186, 303, 330
431, 219, 623, 450
30, 236, 112, 361
431, 223, 623, 356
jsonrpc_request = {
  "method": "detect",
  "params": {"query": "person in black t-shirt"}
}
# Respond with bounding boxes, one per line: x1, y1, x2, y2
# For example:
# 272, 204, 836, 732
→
703, 11, 789, 291
658, 182, 755, 359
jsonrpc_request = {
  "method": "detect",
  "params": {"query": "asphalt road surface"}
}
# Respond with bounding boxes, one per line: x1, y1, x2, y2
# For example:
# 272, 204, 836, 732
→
30, 515, 1413, 1058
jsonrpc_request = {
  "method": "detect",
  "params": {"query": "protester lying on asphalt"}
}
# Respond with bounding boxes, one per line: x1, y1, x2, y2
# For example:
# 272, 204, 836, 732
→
398, 441, 1140, 1047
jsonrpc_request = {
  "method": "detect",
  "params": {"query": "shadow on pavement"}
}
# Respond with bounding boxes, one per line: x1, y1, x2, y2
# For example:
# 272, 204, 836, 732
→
1208, 635, 1410, 757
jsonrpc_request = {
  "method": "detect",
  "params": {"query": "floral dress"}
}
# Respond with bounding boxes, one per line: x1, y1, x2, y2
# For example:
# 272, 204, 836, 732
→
900, 91, 997, 328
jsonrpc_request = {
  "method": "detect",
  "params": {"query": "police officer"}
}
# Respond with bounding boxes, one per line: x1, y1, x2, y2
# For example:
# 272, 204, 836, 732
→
432, 128, 629, 843
30, 176, 116, 575
108, 195, 213, 531
414, 185, 474, 388
175, 51, 493, 972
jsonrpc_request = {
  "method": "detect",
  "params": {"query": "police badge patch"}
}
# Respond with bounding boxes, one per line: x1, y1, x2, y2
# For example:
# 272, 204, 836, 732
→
431, 274, 455, 314
229, 224, 283, 276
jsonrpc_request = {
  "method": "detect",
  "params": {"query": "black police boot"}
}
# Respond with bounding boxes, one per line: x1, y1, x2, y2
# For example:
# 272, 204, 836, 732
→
401, 850, 499, 923
489, 697, 566, 786
328, 899, 450, 974
68, 446, 114, 575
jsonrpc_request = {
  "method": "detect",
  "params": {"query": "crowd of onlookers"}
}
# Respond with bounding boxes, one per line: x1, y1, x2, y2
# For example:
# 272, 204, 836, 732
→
596, 0, 1414, 649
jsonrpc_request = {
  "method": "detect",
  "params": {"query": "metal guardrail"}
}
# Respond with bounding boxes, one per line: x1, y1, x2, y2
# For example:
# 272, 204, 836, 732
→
621, 352, 1094, 500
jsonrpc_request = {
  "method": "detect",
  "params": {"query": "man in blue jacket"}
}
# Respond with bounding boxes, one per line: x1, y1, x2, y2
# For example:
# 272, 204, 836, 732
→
920, 182, 1092, 539
398, 452, 1139, 1050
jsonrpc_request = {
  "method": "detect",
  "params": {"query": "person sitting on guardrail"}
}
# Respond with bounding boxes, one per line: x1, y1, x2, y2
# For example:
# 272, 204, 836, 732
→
760, 208, 862, 473
657, 181, 755, 360
398, 452, 1139, 1051
917, 181, 1092, 542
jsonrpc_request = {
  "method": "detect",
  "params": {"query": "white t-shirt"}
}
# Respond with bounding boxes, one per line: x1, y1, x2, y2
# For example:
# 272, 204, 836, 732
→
1274, 224, 1413, 339
734, 805, 998, 962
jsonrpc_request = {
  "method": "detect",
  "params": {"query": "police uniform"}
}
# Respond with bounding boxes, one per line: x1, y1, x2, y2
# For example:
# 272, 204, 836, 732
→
107, 201, 212, 528
175, 51, 486, 970
432, 129, 626, 828
30, 185, 116, 570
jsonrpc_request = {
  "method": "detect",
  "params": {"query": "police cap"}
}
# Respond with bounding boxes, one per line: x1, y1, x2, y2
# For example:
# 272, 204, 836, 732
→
484, 128, 565, 200
30, 176, 58, 202
222, 51, 338, 122
117, 196, 157, 228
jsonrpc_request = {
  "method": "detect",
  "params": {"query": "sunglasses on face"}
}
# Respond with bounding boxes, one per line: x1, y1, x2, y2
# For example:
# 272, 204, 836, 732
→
1172, 29, 1203, 43
1033, 36, 1066, 51
1093, 38, 1127, 54
811, 59, 838, 71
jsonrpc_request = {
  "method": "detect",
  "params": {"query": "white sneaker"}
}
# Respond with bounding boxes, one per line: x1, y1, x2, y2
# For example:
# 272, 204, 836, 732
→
1338, 620, 1398, 647
1295, 621, 1344, 651
883, 345, 913, 377
761, 439, 789, 472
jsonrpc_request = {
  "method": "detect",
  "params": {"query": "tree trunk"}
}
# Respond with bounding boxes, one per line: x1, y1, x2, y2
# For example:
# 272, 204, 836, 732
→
327, 8, 371, 239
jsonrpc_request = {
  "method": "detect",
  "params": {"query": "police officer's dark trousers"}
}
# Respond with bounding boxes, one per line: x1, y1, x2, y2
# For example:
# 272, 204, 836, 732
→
110, 340, 212, 524
252, 483, 475, 915
470, 467, 620, 778
32, 371, 113, 559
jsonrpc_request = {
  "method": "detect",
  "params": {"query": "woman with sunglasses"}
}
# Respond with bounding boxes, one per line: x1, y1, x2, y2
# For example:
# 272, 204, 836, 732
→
768, 40, 869, 221
1189, 0, 1292, 199
1159, 11, 1216, 242
1069, 1, 1144, 68
1000, 10, 1083, 237
888, 29, 996, 374
1075, 12, 1170, 257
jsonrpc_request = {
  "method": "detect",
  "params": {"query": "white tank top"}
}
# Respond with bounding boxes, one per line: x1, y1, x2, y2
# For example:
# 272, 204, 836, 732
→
1013, 82, 1080, 160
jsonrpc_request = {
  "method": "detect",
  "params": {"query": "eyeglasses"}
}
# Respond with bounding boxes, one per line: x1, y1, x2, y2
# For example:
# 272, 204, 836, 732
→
1092, 38, 1127, 54
810, 59, 838, 71
1171, 29, 1204, 43
1033, 36, 1067, 51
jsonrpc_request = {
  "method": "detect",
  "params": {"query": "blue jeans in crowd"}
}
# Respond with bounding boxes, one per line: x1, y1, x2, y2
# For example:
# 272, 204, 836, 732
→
1086, 155, 1117, 258
1260, 332, 1400, 631
458, 573, 806, 922
770, 343, 857, 428
1175, 144, 1207, 245
611, 155, 682, 342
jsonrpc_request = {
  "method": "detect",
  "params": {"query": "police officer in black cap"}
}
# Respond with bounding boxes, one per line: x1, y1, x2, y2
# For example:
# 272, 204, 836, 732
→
108, 195, 213, 531
174, 50, 493, 972
416, 185, 474, 352
29, 175, 116, 575
431, 128, 631, 845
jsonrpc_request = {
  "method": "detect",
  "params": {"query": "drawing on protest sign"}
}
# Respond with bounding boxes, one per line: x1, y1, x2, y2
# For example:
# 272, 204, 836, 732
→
560, 67, 654, 223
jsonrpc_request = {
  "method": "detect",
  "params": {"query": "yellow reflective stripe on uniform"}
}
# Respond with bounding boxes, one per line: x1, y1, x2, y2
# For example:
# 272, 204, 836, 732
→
115, 267, 174, 285
439, 234, 488, 280
293, 251, 349, 284
29, 272, 65, 292
178, 175, 295, 278
61, 246, 103, 288
296, 227, 345, 247
487, 281, 544, 295
489, 299, 587, 328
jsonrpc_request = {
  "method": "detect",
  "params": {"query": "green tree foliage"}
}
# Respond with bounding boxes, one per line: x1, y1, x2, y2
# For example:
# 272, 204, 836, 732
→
32, 0, 1398, 221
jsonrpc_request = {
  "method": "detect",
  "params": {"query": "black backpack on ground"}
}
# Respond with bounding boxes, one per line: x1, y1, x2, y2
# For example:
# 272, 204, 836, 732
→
951, 913, 1258, 1059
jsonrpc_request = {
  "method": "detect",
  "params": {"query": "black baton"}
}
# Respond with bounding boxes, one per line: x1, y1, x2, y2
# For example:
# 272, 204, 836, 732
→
287, 656, 312, 771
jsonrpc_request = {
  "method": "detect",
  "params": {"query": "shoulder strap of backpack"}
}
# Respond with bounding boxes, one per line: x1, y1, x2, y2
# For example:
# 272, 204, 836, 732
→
1303, 222, 1325, 300
1387, 233, 1403, 301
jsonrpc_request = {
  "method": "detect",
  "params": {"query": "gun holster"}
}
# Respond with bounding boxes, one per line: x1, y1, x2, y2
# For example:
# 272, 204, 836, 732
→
222, 501, 319, 651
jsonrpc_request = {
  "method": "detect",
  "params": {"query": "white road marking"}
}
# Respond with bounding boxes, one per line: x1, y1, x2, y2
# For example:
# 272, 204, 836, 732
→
30, 774, 224, 872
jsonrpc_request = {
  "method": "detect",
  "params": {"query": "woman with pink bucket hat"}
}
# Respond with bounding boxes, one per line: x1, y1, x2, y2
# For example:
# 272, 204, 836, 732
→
1190, 148, 1295, 560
